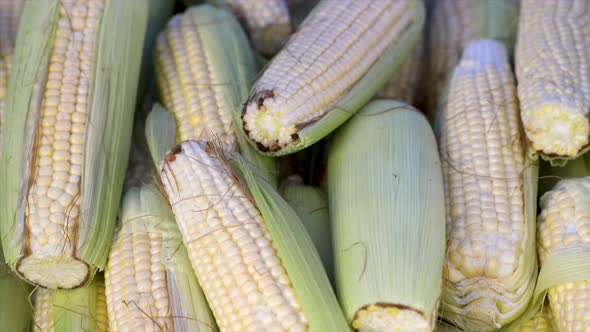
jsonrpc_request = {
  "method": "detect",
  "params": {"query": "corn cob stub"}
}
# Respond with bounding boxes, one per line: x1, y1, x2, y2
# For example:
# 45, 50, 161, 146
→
241, 0, 423, 154
439, 40, 537, 331
160, 140, 308, 331
537, 177, 590, 332
1, 0, 147, 289
516, 0, 590, 162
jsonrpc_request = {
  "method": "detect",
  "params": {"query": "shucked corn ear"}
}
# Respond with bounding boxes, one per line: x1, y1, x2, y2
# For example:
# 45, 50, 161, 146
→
515, 0, 590, 164
33, 274, 109, 332
241, 0, 425, 156
329, 100, 445, 331
0, 0, 25, 153
279, 175, 333, 283
153, 7, 277, 186
0, 0, 148, 289
536, 177, 590, 332
438, 40, 538, 331
159, 140, 348, 331
207, 0, 291, 56
423, 0, 519, 120
0, 247, 33, 332
155, 5, 258, 149
105, 183, 217, 331
377, 36, 424, 104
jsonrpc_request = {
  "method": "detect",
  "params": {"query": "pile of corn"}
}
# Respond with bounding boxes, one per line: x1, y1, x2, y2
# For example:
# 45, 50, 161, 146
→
0, 0, 588, 331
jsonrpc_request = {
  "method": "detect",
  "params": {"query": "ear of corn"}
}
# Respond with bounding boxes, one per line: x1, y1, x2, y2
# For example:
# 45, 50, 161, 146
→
328, 100, 446, 331
154, 6, 277, 186
279, 175, 333, 284
515, 0, 590, 165
206, 0, 291, 56
535, 177, 590, 332
0, 247, 33, 332
377, 36, 424, 104
33, 274, 109, 332
423, 0, 519, 120
159, 139, 349, 332
105, 183, 217, 332
241, 0, 425, 156
0, 0, 148, 289
0, 0, 26, 154
438, 40, 539, 331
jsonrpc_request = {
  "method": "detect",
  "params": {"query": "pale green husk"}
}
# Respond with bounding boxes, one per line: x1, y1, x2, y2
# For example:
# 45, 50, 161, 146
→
0, 0, 148, 287
228, 149, 350, 331
146, 103, 177, 168
0, 249, 32, 332
279, 175, 334, 283
328, 100, 446, 329
112, 184, 217, 331
244, 0, 426, 156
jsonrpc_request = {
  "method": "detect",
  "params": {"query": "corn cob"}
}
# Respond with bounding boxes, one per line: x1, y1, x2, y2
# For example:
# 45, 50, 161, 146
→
154, 7, 277, 187
279, 175, 333, 283
423, 0, 519, 120
0, 0, 148, 289
207, 0, 291, 56
377, 36, 424, 104
537, 177, 590, 332
438, 40, 538, 331
105, 183, 217, 331
329, 100, 445, 331
0, 247, 33, 332
515, 0, 590, 164
159, 139, 348, 331
155, 5, 257, 150
0, 0, 26, 153
517, 301, 556, 332
33, 274, 109, 332
241, 0, 424, 156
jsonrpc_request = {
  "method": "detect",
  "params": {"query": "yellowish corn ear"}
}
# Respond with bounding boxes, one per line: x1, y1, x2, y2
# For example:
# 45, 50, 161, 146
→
105, 183, 217, 331
159, 139, 349, 331
329, 100, 445, 331
0, 0, 148, 289
241, 0, 425, 156
515, 0, 590, 164
437, 40, 538, 331
423, 0, 519, 120
33, 274, 109, 332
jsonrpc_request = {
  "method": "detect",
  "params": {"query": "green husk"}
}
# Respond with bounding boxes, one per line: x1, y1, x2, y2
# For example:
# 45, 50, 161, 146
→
328, 100, 446, 330
243, 0, 426, 156
228, 148, 350, 331
146, 103, 177, 169
35, 274, 109, 332
279, 175, 334, 284
109, 183, 217, 331
0, 0, 148, 288
0, 249, 32, 332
